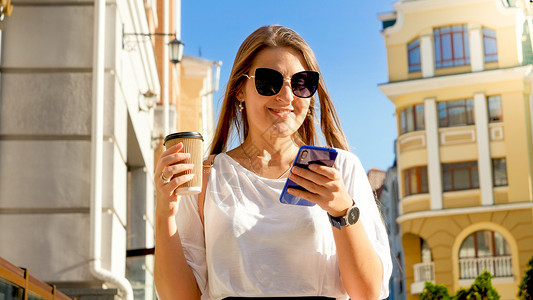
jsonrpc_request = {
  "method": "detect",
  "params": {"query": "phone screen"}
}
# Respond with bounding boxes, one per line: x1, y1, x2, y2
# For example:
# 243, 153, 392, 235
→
279, 146, 338, 206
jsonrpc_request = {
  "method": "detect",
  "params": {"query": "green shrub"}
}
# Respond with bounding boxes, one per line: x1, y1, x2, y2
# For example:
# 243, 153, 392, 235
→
419, 271, 501, 300
454, 270, 500, 300
469, 270, 500, 299
420, 281, 451, 300
518, 256, 533, 300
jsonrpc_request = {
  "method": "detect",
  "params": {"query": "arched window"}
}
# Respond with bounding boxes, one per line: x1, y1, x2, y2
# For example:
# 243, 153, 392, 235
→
421, 238, 432, 263
413, 238, 434, 285
458, 230, 512, 279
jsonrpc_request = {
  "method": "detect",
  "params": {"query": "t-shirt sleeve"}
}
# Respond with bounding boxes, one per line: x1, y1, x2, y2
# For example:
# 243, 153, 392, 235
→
176, 193, 208, 294
335, 150, 393, 299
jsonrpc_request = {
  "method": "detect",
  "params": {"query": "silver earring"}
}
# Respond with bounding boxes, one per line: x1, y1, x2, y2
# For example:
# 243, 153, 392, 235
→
239, 101, 244, 112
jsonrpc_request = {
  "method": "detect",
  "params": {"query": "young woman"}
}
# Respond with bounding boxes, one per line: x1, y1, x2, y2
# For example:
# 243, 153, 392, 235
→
154, 25, 392, 300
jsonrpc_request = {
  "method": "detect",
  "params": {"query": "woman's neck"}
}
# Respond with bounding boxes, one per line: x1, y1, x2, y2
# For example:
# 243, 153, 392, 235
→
238, 135, 300, 179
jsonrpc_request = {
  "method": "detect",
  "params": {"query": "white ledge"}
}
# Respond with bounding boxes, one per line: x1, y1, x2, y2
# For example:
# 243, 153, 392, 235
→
397, 201, 533, 223
379, 66, 532, 100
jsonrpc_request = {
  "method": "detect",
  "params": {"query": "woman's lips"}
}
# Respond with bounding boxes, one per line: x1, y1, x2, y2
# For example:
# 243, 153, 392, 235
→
269, 108, 293, 118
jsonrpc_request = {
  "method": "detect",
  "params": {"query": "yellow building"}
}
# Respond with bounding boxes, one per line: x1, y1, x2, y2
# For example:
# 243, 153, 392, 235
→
378, 0, 533, 299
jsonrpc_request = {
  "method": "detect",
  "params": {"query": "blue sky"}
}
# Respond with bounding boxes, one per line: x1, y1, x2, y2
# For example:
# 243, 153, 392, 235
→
181, 1, 398, 172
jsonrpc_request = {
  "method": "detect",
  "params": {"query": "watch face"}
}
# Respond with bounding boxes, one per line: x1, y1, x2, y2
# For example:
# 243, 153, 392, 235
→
347, 206, 360, 225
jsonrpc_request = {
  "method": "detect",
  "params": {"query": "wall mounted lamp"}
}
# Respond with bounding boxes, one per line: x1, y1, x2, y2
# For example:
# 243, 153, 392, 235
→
139, 90, 158, 112
123, 27, 185, 64
0, 0, 14, 26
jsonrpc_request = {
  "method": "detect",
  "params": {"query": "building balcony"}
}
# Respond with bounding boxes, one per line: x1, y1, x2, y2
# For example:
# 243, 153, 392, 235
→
411, 261, 435, 294
459, 256, 513, 279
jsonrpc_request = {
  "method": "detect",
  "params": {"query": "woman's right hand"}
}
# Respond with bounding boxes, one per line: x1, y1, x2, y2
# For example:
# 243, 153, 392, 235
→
154, 142, 195, 218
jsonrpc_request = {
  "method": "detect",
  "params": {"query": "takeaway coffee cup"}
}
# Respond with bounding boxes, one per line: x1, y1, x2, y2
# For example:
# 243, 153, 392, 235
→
163, 131, 204, 195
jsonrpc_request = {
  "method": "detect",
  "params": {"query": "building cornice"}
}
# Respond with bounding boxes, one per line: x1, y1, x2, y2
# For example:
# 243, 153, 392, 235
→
397, 0, 501, 14
397, 201, 533, 223
378, 65, 532, 100
381, 0, 521, 37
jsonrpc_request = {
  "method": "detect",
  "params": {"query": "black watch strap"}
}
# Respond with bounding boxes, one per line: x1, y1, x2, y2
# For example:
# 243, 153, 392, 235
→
328, 201, 359, 230
328, 213, 347, 230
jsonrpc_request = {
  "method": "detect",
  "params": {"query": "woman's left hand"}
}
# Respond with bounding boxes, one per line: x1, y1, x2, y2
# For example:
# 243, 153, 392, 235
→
287, 164, 353, 217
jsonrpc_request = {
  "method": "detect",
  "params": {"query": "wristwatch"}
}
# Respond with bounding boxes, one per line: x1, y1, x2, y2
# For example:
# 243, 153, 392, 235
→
327, 201, 360, 230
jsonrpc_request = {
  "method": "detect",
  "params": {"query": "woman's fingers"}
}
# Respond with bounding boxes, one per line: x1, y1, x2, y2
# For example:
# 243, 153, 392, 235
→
161, 173, 196, 196
160, 152, 191, 171
289, 169, 325, 195
288, 165, 351, 214
155, 142, 190, 176
161, 164, 195, 182
154, 141, 198, 217
161, 142, 183, 157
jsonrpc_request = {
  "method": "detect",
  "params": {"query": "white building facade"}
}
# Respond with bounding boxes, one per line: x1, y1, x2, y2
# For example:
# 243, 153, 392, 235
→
0, 0, 170, 298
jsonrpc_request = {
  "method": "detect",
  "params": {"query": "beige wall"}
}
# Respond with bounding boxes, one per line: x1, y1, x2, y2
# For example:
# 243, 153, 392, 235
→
503, 91, 533, 201
401, 209, 533, 300
381, 0, 533, 299
383, 0, 522, 82
178, 76, 205, 133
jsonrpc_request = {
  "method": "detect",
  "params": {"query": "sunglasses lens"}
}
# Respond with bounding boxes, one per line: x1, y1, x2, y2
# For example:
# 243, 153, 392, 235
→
254, 68, 283, 96
291, 71, 319, 98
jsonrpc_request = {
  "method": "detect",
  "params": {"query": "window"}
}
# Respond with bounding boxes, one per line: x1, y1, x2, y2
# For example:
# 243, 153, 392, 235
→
408, 38, 421, 72
403, 166, 428, 196
400, 104, 425, 134
434, 25, 470, 68
483, 28, 498, 63
459, 230, 512, 279
493, 158, 508, 187
459, 231, 510, 258
421, 239, 432, 263
488, 95, 503, 122
442, 161, 479, 191
438, 99, 475, 127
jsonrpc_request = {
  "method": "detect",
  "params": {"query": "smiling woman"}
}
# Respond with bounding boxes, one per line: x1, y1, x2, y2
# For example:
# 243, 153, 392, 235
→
153, 25, 392, 300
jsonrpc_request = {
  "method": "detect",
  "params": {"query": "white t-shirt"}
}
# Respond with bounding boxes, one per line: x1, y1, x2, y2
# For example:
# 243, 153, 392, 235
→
177, 149, 392, 300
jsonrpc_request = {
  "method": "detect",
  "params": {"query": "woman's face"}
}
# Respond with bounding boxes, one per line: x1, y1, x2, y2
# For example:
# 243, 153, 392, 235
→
240, 47, 312, 141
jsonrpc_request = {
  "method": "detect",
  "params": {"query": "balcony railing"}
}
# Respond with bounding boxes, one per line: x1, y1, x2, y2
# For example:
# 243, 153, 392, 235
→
459, 256, 513, 279
411, 262, 435, 294
414, 262, 435, 283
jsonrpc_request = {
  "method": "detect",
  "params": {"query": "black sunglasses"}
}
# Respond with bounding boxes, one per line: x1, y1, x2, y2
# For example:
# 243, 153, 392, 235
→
243, 68, 319, 98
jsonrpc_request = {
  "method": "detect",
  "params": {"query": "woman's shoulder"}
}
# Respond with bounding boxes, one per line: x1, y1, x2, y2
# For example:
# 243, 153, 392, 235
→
205, 152, 244, 174
204, 152, 229, 167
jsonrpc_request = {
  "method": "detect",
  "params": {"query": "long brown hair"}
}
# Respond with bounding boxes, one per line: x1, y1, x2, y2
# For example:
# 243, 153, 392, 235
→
209, 25, 349, 154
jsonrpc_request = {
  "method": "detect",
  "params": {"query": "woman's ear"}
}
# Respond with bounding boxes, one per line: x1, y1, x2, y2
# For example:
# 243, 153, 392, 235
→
236, 90, 245, 101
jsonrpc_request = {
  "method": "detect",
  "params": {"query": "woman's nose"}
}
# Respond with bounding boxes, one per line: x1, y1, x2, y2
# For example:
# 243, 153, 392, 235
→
276, 80, 294, 103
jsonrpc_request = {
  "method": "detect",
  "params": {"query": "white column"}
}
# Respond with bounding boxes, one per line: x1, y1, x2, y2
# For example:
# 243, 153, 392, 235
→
528, 84, 533, 162
474, 93, 494, 206
469, 25, 484, 72
530, 86, 533, 200
420, 34, 435, 78
395, 139, 404, 215
424, 98, 442, 210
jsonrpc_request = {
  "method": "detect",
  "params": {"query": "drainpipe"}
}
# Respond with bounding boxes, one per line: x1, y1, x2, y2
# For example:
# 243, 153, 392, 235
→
162, 0, 170, 136
90, 0, 133, 299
